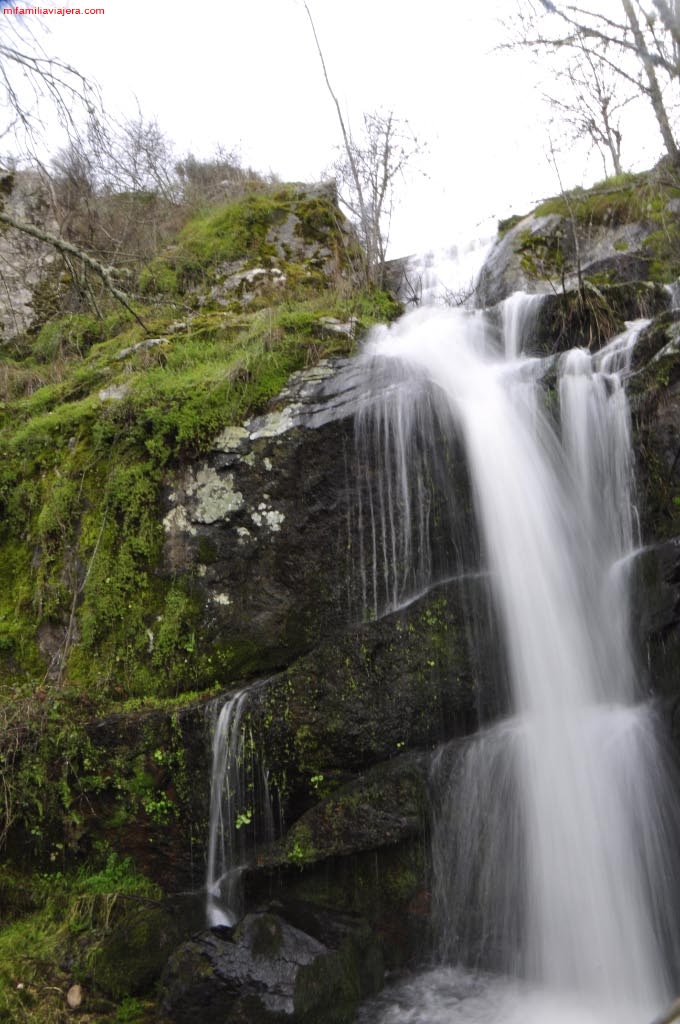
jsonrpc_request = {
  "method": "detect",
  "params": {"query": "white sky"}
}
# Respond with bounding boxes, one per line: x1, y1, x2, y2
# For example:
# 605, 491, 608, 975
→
11, 0, 669, 256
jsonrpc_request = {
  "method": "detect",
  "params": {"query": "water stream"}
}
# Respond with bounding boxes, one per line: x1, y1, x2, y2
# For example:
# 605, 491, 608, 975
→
205, 689, 275, 927
355, 299, 680, 1024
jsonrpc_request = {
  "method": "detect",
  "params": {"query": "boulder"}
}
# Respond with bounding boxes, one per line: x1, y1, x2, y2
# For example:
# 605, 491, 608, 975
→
159, 906, 383, 1024
477, 207, 662, 307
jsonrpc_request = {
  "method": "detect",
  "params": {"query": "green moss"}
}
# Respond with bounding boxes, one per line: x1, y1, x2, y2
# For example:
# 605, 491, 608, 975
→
287, 824, 318, 867
533, 171, 653, 226
498, 213, 525, 237
517, 228, 566, 280
158, 190, 292, 290
138, 258, 179, 296
294, 194, 339, 244
0, 856, 163, 1021
525, 167, 680, 285
31, 314, 104, 363
0, 177, 404, 865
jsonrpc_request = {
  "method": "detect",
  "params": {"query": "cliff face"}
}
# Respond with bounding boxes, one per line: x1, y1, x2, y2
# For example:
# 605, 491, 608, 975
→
0, 171, 58, 340
2, 170, 680, 1022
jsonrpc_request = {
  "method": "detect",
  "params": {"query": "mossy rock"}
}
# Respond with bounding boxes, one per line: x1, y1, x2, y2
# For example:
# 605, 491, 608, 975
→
89, 904, 182, 1001
250, 840, 429, 971
268, 755, 428, 869
631, 350, 680, 542
159, 907, 383, 1024
531, 282, 669, 356
479, 166, 680, 304
248, 582, 480, 826
631, 309, 680, 372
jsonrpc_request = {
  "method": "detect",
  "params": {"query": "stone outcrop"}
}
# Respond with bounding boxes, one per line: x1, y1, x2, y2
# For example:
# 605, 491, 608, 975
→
0, 171, 58, 339
476, 173, 680, 307
160, 906, 384, 1024
160, 358, 365, 682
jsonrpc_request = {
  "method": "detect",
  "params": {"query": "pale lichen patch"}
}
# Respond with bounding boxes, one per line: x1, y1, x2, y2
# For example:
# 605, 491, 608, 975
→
188, 466, 244, 525
249, 405, 301, 440
251, 502, 285, 532
163, 505, 197, 537
213, 425, 249, 453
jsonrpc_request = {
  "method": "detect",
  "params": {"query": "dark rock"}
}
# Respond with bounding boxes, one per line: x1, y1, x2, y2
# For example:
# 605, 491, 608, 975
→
88, 903, 183, 1001
630, 348, 680, 542
529, 282, 669, 357
628, 308, 680, 713
249, 580, 485, 826
477, 208, 660, 306
160, 358, 368, 687
631, 309, 680, 372
633, 539, 680, 699
159, 907, 383, 1024
260, 753, 429, 869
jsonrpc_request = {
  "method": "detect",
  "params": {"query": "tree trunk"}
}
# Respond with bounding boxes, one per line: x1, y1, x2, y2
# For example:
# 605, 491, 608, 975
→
621, 0, 680, 162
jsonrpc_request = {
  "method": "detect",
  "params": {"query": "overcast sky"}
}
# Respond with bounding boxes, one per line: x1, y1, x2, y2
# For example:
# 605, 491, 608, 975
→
15, 0, 668, 256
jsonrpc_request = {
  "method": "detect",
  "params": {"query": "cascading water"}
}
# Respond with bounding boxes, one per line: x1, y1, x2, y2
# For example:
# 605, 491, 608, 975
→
205, 690, 275, 927
355, 301, 680, 1024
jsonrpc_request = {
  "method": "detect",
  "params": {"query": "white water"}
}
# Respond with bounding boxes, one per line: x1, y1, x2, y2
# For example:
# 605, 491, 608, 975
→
205, 690, 275, 927
356, 302, 680, 1024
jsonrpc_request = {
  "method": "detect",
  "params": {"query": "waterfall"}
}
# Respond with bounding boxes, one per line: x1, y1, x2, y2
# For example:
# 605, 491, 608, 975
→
205, 690, 275, 928
356, 301, 680, 1024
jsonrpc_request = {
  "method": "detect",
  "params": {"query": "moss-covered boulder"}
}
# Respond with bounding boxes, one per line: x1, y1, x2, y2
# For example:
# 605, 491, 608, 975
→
478, 169, 680, 306
139, 182, 362, 308
248, 580, 481, 825
159, 906, 383, 1024
88, 903, 183, 1002
526, 282, 669, 356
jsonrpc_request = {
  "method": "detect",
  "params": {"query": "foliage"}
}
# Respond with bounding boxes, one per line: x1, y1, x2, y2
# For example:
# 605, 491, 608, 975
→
0, 856, 160, 1023
0, 182, 401, 861
519, 166, 680, 284
533, 170, 657, 226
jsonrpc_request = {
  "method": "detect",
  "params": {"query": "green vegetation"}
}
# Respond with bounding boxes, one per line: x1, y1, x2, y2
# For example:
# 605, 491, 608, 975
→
136, 184, 363, 298
534, 171, 652, 226
0, 181, 402, 907
529, 167, 680, 283
0, 855, 162, 1023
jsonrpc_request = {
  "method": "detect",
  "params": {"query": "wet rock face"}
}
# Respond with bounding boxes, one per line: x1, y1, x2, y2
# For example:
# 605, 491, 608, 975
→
159, 906, 383, 1024
632, 540, 680, 706
161, 359, 367, 683
630, 334, 680, 707
477, 210, 660, 307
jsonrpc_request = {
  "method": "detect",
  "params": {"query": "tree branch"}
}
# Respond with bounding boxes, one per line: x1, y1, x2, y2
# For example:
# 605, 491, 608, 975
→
0, 210, 148, 331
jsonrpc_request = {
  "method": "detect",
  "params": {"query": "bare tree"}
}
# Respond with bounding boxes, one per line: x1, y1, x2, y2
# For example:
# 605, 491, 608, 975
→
509, 0, 680, 167
0, 8, 102, 156
0, 13, 154, 326
332, 110, 419, 284
175, 146, 257, 208
303, 2, 421, 285
545, 39, 629, 175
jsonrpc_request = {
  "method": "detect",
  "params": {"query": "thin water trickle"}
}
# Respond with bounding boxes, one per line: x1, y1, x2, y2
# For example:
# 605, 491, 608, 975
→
205, 690, 249, 927
355, 300, 680, 1023
205, 689, 276, 928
